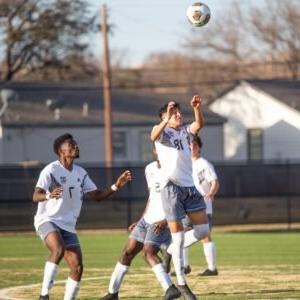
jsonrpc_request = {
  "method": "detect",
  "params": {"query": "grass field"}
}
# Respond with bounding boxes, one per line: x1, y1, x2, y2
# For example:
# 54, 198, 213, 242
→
0, 230, 300, 300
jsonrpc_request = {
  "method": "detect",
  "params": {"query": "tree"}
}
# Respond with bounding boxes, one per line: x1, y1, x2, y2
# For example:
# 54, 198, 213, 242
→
250, 0, 300, 79
184, 2, 253, 64
0, 0, 98, 81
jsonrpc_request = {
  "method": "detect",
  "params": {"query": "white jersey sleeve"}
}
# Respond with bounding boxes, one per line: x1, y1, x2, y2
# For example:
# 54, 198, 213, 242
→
81, 173, 97, 194
36, 166, 55, 192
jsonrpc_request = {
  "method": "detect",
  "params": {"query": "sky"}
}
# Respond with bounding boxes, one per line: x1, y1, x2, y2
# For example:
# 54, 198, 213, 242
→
88, 0, 263, 67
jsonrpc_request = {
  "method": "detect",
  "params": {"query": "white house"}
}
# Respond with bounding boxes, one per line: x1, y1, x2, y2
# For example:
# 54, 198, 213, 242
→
210, 79, 300, 161
0, 81, 226, 165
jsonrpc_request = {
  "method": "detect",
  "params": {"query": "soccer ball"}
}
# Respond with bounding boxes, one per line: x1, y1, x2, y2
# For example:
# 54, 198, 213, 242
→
186, 2, 211, 27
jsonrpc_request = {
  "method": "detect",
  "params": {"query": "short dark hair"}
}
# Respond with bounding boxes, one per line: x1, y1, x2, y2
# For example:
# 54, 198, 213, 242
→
159, 102, 180, 119
193, 135, 203, 148
53, 133, 74, 155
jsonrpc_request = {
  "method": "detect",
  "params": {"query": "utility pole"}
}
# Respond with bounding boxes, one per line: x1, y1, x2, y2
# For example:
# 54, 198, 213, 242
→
100, 4, 113, 168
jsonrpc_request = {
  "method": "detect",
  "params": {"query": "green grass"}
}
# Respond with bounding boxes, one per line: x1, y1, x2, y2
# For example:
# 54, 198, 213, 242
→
0, 231, 300, 299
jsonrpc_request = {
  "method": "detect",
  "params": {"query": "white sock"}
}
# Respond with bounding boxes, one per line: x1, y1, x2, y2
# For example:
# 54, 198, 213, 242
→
41, 261, 58, 296
203, 241, 217, 271
108, 262, 129, 294
183, 248, 189, 268
152, 263, 172, 291
63, 277, 80, 300
183, 229, 198, 247
171, 231, 186, 286
184, 224, 209, 248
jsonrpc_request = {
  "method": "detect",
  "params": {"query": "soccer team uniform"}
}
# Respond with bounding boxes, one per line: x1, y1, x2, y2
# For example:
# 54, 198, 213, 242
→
183, 157, 218, 229
154, 125, 206, 221
34, 160, 97, 247
129, 161, 171, 247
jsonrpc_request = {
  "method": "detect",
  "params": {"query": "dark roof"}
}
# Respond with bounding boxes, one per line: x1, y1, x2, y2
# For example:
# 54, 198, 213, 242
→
0, 81, 226, 126
247, 79, 300, 111
212, 79, 300, 111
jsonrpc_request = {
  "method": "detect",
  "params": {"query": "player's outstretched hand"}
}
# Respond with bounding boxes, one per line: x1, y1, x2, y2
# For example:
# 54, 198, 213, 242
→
190, 95, 202, 109
165, 101, 176, 120
50, 187, 63, 199
115, 170, 132, 189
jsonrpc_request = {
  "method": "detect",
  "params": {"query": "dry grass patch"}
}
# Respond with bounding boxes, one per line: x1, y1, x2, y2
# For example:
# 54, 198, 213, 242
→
5, 265, 300, 300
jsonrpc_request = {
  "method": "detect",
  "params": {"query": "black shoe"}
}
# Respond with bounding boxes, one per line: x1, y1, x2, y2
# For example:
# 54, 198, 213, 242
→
100, 292, 119, 300
177, 284, 197, 300
161, 248, 172, 274
199, 268, 218, 276
38, 296, 49, 300
163, 284, 181, 300
170, 265, 192, 276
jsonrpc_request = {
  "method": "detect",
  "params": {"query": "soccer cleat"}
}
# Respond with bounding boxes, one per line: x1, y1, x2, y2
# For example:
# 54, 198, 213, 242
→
199, 268, 218, 276
177, 284, 197, 300
100, 292, 119, 300
161, 248, 172, 274
38, 295, 49, 300
163, 284, 181, 300
170, 265, 192, 276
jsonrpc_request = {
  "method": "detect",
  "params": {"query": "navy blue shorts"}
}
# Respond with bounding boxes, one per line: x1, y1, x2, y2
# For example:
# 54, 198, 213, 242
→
37, 222, 80, 249
129, 218, 171, 247
161, 181, 206, 221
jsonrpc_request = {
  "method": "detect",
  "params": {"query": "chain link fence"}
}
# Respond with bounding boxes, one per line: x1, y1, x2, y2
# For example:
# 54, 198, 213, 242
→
0, 161, 299, 231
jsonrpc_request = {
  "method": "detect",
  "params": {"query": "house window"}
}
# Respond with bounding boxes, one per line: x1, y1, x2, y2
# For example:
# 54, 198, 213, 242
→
247, 128, 263, 161
139, 131, 153, 162
113, 131, 127, 159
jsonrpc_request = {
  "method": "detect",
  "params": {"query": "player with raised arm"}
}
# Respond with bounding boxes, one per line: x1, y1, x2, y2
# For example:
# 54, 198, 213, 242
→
151, 96, 210, 300
101, 150, 181, 300
33, 133, 131, 300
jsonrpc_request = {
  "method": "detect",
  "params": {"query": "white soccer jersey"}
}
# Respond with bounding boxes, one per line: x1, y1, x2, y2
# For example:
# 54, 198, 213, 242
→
154, 125, 194, 187
143, 161, 166, 224
34, 160, 97, 233
192, 157, 218, 215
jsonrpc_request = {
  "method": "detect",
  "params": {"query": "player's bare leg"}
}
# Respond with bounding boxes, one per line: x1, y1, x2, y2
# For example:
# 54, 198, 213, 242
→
119, 238, 143, 265
101, 239, 143, 300
143, 244, 181, 300
38, 232, 65, 300
63, 247, 83, 300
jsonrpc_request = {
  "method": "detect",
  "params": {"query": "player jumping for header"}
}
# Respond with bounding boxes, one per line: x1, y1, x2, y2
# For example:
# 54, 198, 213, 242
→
151, 96, 210, 300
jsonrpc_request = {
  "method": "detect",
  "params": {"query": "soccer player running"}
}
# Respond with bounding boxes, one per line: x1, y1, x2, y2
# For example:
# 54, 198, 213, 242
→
151, 96, 210, 300
33, 133, 131, 300
181, 136, 219, 276
101, 150, 181, 300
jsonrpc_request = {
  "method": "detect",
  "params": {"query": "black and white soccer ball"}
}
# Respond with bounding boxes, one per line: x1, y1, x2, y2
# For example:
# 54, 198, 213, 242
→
186, 2, 211, 27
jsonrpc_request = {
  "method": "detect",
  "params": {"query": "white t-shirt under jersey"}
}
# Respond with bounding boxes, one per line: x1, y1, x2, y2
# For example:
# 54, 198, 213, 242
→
143, 161, 166, 224
192, 157, 218, 215
34, 160, 97, 233
154, 125, 194, 187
